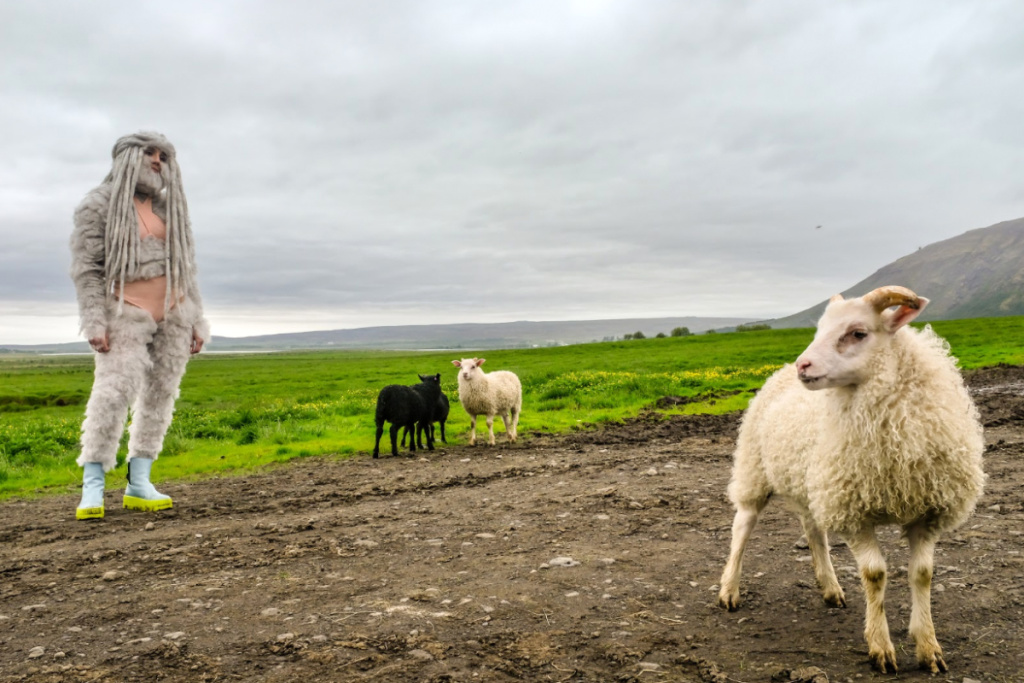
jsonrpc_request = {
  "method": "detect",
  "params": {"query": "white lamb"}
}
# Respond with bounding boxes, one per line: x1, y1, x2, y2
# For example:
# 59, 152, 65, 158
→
451, 358, 522, 446
718, 286, 985, 674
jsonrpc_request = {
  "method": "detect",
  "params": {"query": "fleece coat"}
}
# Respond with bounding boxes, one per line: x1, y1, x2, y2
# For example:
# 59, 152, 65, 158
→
70, 182, 209, 343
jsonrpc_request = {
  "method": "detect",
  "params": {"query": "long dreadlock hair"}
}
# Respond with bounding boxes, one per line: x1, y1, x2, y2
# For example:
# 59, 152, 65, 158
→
102, 131, 197, 315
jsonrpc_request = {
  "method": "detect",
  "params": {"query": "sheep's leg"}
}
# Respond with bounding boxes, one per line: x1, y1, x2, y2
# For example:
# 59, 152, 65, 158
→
468, 415, 477, 446
404, 424, 414, 452
508, 407, 519, 442
389, 423, 402, 456
423, 420, 434, 451
848, 528, 897, 673
499, 411, 515, 443
718, 502, 763, 610
373, 422, 384, 458
485, 415, 496, 445
800, 515, 846, 608
906, 522, 946, 673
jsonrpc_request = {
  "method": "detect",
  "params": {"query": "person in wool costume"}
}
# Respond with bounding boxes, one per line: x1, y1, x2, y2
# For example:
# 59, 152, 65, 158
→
70, 131, 210, 520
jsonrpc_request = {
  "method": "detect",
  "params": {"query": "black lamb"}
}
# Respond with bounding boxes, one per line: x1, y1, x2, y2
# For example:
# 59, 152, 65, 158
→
402, 386, 450, 449
372, 373, 443, 458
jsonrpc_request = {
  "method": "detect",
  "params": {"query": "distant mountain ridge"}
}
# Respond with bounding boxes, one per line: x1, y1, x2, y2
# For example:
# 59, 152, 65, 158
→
207, 317, 754, 351
1, 316, 755, 354
768, 217, 1024, 329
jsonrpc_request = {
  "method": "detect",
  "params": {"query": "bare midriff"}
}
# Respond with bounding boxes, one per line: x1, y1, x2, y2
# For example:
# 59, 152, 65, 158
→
117, 197, 173, 322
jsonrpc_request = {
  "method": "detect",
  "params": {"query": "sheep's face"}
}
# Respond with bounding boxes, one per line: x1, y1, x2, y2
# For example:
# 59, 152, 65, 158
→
795, 292, 928, 390
452, 358, 486, 383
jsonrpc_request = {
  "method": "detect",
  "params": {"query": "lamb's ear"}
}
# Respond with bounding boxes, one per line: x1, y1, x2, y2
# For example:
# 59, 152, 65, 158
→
476, 358, 486, 366
452, 360, 461, 367
882, 297, 929, 332
434, 373, 441, 382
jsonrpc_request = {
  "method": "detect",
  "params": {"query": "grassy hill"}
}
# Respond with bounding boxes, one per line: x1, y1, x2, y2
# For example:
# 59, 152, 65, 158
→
770, 217, 1024, 328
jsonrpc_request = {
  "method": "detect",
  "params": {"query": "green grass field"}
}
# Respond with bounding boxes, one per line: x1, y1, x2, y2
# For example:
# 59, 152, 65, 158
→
2, 316, 1023, 499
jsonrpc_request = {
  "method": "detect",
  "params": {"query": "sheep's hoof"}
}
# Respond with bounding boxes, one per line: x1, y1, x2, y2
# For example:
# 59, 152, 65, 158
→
823, 589, 846, 608
917, 649, 947, 673
717, 591, 741, 611
869, 646, 898, 673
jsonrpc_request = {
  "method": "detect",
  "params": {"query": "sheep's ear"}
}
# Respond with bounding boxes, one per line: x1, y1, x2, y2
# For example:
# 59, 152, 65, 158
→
452, 360, 461, 367
882, 297, 929, 332
434, 373, 441, 382
477, 358, 486, 366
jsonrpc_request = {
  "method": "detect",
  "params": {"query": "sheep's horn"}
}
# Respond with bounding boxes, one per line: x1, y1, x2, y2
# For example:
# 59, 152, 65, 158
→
862, 286, 922, 312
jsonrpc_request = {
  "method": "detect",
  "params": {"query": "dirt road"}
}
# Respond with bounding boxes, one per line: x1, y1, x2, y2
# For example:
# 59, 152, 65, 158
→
2, 366, 1023, 682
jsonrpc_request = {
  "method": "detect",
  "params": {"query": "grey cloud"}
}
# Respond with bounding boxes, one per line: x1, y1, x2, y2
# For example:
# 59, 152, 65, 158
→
1, 1, 1023, 343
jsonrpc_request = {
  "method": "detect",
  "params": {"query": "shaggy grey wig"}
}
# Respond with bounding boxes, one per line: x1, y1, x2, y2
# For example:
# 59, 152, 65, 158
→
103, 131, 197, 314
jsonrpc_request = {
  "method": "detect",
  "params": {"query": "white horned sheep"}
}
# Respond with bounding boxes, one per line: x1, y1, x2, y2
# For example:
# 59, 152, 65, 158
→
451, 358, 522, 446
718, 286, 985, 674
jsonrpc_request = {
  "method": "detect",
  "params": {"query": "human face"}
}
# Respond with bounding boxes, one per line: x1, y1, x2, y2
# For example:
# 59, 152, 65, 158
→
143, 146, 169, 174
136, 146, 169, 195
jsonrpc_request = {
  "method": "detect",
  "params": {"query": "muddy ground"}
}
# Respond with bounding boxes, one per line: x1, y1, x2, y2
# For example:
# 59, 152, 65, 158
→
2, 366, 1023, 683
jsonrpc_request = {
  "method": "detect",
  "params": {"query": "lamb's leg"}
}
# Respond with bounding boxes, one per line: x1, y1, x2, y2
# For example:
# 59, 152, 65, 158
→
800, 514, 846, 607
508, 407, 519, 442
485, 415, 496, 445
423, 420, 434, 450
389, 423, 402, 456
373, 422, 384, 458
906, 522, 946, 673
499, 411, 514, 443
848, 527, 897, 673
718, 503, 762, 610
468, 415, 477, 446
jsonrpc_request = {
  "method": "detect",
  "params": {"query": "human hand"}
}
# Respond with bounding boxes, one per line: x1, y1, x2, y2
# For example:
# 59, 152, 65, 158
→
89, 333, 110, 353
190, 329, 204, 355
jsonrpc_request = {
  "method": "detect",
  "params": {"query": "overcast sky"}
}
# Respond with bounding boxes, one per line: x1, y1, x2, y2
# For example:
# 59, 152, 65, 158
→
2, 1, 1023, 344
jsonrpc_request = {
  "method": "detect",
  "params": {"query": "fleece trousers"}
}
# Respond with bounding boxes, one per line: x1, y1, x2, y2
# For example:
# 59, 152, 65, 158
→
77, 302, 193, 472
